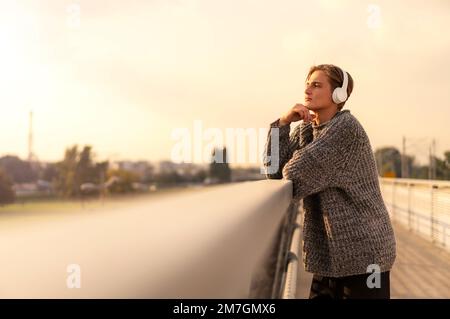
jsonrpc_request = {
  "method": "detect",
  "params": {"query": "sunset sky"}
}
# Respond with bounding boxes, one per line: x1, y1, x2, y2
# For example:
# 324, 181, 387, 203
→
1, 0, 449, 166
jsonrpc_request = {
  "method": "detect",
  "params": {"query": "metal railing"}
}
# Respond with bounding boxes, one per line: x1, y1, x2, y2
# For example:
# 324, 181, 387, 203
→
281, 204, 302, 299
0, 180, 298, 298
380, 178, 450, 253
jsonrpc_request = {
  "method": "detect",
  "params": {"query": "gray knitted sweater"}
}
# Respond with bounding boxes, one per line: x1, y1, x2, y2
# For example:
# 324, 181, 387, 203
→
264, 110, 396, 277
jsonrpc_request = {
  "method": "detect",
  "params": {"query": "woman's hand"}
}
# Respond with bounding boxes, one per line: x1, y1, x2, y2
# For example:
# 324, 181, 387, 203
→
279, 104, 316, 126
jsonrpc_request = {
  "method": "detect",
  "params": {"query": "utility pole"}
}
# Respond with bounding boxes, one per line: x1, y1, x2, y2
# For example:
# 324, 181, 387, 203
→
428, 142, 432, 180
431, 139, 436, 179
28, 111, 34, 163
401, 136, 406, 178
429, 139, 436, 180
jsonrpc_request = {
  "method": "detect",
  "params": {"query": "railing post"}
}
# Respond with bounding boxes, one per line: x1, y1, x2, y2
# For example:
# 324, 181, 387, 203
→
408, 183, 412, 230
275, 201, 300, 298
249, 200, 299, 299
282, 221, 301, 299
430, 185, 436, 243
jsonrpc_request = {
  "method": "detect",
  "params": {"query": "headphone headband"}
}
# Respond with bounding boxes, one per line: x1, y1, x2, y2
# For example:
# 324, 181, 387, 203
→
341, 68, 348, 92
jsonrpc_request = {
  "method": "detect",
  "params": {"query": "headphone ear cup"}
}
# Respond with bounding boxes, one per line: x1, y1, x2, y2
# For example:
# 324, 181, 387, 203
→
341, 89, 348, 103
332, 88, 340, 104
332, 88, 347, 104
338, 88, 348, 103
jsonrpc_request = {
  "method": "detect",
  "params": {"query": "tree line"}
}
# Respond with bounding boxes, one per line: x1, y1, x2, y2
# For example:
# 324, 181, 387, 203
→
374, 147, 450, 179
0, 145, 233, 205
2, 145, 446, 205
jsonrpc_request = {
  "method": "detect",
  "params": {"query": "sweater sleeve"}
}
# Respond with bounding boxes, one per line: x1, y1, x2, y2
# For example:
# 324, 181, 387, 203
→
281, 117, 359, 200
263, 119, 312, 179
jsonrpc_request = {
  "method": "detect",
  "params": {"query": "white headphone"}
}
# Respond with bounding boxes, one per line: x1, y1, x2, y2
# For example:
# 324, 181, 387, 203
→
332, 68, 348, 104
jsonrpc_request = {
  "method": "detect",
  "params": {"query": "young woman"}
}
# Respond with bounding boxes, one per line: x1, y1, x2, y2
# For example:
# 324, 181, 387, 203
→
264, 64, 396, 299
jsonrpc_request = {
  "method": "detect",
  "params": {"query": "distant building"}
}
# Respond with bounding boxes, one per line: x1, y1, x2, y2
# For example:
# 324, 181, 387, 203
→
231, 166, 265, 182
156, 161, 207, 176
109, 161, 155, 183
13, 179, 54, 196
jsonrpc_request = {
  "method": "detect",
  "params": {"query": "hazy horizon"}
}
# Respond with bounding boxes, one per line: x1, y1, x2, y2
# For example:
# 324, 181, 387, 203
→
1, 0, 449, 166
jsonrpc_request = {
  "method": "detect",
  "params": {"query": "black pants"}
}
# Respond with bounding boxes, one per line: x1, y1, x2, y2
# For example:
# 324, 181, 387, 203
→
309, 271, 390, 299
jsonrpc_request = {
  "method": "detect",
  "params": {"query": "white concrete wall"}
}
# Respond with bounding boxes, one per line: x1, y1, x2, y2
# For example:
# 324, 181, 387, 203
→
0, 180, 293, 298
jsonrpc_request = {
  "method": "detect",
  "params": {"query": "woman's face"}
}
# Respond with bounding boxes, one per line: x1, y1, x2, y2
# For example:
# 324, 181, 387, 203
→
304, 70, 335, 111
